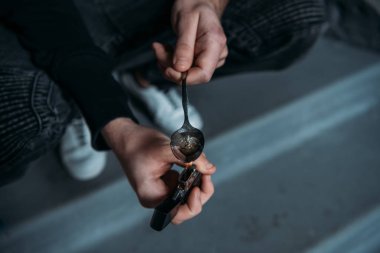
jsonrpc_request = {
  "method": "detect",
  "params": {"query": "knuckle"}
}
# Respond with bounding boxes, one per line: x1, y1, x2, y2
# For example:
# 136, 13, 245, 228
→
220, 34, 227, 45
200, 71, 212, 83
195, 205, 203, 215
188, 202, 202, 216
190, 207, 201, 216
165, 69, 177, 81
210, 27, 227, 45
210, 185, 215, 195
224, 47, 229, 57
172, 219, 182, 225
217, 34, 227, 46
164, 68, 172, 78
136, 187, 145, 199
218, 60, 226, 68
136, 188, 153, 208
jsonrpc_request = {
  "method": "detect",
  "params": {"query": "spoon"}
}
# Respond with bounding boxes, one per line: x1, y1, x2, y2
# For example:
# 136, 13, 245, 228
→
170, 72, 205, 163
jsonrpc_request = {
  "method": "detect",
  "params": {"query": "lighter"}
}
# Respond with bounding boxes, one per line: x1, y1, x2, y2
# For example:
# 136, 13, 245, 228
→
150, 164, 201, 231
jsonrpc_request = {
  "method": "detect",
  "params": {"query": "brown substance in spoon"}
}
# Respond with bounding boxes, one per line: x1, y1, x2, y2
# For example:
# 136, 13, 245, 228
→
177, 134, 202, 156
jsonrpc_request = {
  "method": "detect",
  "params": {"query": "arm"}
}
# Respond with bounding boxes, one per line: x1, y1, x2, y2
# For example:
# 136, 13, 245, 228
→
0, 0, 136, 149
102, 118, 216, 224
0, 0, 217, 224
152, 0, 230, 84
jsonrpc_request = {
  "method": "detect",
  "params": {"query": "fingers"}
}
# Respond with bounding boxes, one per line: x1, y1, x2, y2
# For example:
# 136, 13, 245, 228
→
154, 12, 228, 84
164, 67, 182, 84
160, 143, 187, 168
221, 46, 228, 60
172, 187, 202, 224
173, 12, 199, 72
183, 11, 226, 84
152, 42, 184, 84
193, 153, 216, 175
160, 142, 216, 175
136, 178, 169, 208
152, 42, 172, 70
172, 175, 215, 224
161, 169, 180, 192
217, 46, 228, 68
199, 174, 214, 204
186, 43, 222, 84
163, 45, 227, 84
135, 167, 180, 209
216, 58, 226, 68
162, 43, 228, 84
162, 140, 216, 175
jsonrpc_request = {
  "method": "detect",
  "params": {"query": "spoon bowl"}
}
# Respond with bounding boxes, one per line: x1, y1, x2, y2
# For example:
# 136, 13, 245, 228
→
170, 73, 205, 163
170, 123, 204, 163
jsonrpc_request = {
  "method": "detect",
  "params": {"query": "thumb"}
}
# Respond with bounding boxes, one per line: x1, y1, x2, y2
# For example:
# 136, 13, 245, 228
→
193, 153, 216, 175
173, 12, 199, 72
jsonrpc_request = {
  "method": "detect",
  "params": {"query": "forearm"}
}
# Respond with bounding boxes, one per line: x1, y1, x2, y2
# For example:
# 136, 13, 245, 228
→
101, 117, 139, 151
3, 0, 136, 150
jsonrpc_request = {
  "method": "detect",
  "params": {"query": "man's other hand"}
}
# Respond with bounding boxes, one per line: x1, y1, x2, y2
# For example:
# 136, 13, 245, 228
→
101, 118, 216, 224
153, 0, 228, 85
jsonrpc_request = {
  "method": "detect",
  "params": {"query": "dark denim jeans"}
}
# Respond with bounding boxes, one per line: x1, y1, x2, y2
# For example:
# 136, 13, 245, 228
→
0, 0, 326, 185
326, 0, 380, 53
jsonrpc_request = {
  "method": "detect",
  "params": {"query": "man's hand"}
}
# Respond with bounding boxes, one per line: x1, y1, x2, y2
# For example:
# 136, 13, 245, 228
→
153, 0, 229, 85
102, 118, 216, 224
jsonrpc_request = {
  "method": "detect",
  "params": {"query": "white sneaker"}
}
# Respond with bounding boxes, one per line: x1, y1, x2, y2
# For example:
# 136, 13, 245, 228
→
118, 74, 203, 135
60, 118, 106, 180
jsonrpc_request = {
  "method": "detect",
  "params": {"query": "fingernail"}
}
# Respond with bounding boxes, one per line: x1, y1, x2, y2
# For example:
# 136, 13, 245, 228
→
174, 58, 187, 70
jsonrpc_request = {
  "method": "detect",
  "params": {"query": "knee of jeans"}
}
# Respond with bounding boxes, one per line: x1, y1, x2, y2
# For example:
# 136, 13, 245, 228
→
264, 24, 325, 70
0, 69, 73, 171
224, 0, 327, 70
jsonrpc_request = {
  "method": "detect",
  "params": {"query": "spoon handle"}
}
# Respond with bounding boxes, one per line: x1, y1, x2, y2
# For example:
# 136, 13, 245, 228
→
181, 72, 190, 124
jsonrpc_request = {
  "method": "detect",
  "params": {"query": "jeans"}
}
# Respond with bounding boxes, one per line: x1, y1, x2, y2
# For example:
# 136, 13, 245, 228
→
0, 0, 326, 185
326, 0, 380, 53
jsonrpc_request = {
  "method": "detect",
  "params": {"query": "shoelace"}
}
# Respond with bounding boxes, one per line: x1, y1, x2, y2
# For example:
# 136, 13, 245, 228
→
72, 119, 87, 147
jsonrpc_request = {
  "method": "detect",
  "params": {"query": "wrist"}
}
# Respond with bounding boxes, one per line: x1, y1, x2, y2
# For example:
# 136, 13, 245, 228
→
101, 117, 138, 149
174, 0, 229, 18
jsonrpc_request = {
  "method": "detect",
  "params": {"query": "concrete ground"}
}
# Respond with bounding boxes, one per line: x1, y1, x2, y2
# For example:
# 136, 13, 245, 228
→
0, 38, 380, 253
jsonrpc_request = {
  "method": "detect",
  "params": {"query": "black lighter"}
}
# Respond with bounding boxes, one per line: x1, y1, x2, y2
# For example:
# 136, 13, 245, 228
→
150, 164, 201, 231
